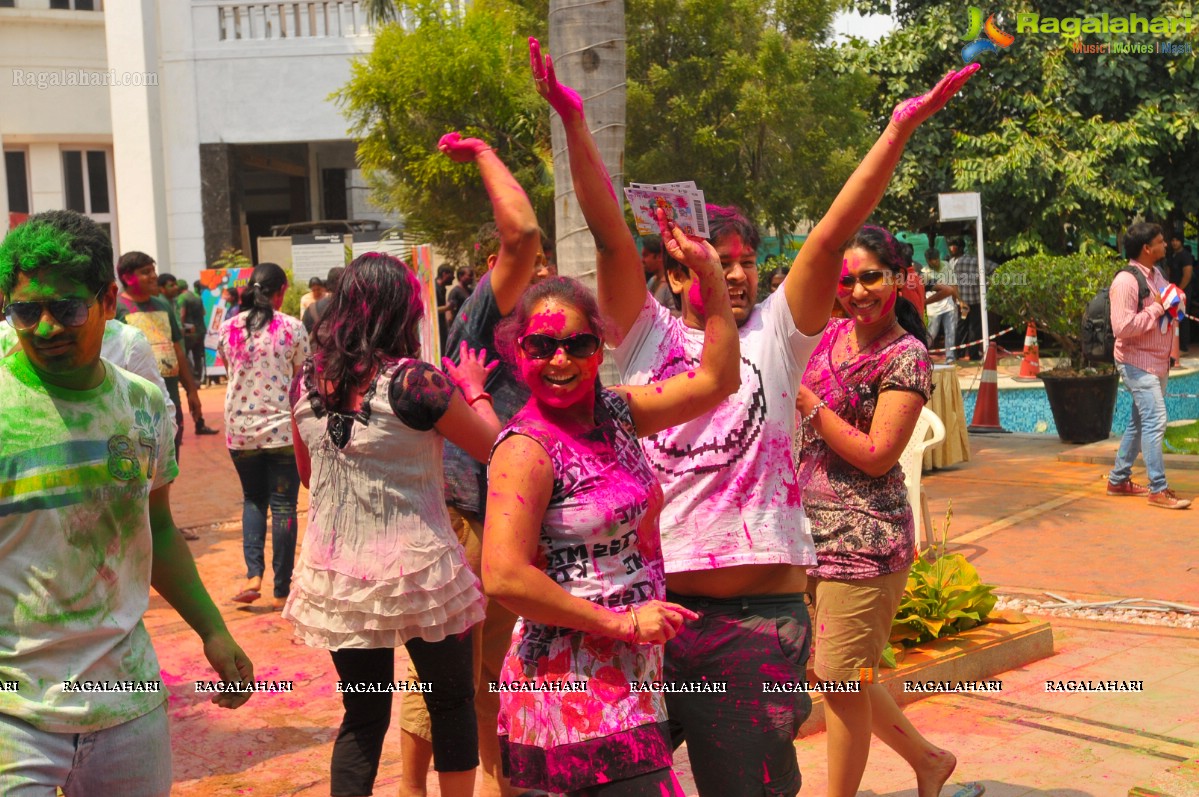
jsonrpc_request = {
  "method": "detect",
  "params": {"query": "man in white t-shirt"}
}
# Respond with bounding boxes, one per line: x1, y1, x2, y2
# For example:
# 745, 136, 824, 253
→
0, 210, 254, 795
922, 248, 960, 363
531, 38, 978, 795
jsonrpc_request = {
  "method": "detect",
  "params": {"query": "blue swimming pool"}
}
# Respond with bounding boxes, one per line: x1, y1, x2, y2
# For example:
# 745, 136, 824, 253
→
963, 371, 1199, 436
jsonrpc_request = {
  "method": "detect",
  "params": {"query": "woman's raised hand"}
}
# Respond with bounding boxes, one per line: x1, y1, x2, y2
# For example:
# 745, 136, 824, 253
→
443, 340, 498, 402
890, 62, 980, 130
657, 208, 721, 281
629, 601, 701, 645
529, 37, 584, 120
438, 131, 490, 163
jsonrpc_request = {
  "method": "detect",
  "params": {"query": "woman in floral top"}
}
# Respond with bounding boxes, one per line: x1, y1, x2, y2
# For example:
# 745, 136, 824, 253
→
218, 262, 309, 608
481, 220, 739, 796
795, 226, 965, 797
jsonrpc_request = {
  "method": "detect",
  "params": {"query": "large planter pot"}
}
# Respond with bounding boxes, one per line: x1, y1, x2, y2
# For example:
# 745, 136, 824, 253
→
1040, 370, 1119, 443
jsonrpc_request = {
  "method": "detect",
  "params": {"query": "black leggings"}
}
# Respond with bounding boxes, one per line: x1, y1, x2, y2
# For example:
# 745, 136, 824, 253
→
329, 635, 477, 796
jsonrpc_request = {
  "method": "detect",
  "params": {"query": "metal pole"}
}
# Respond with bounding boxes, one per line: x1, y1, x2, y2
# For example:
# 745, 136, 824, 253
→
975, 215, 989, 357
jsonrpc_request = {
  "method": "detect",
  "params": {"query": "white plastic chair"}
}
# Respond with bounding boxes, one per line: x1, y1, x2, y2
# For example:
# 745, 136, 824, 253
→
897, 406, 945, 551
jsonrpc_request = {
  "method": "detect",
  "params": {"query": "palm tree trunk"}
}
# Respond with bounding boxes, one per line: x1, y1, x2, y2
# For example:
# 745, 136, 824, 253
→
548, 0, 626, 292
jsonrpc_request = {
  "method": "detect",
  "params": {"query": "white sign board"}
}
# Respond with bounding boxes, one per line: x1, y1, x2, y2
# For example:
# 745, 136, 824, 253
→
291, 233, 345, 283
351, 231, 409, 261
938, 192, 981, 222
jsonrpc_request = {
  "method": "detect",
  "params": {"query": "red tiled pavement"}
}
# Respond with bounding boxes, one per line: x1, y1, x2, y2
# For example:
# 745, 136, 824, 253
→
149, 386, 1199, 796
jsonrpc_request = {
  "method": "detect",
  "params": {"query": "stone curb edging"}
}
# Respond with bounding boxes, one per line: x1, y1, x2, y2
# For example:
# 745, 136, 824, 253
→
1129, 756, 1199, 797
1057, 440, 1199, 470
797, 620, 1054, 737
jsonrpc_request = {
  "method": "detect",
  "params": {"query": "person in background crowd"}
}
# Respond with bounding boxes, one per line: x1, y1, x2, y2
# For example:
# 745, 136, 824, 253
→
948, 238, 996, 362
0, 210, 253, 795
161, 272, 218, 435
446, 265, 477, 328
1166, 232, 1194, 353
897, 242, 927, 318
769, 265, 790, 294
922, 248, 960, 364
115, 251, 210, 458
436, 265, 456, 352
1107, 222, 1191, 510
302, 266, 343, 335
300, 276, 327, 316
220, 262, 310, 609
642, 234, 675, 309
176, 278, 210, 389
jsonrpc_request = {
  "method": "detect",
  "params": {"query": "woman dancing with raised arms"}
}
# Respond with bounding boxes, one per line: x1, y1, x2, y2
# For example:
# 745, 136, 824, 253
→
481, 212, 740, 797
525, 33, 979, 797
796, 225, 980, 797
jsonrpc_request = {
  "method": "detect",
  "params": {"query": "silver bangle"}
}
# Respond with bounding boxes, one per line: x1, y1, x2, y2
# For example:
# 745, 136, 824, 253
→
803, 399, 826, 424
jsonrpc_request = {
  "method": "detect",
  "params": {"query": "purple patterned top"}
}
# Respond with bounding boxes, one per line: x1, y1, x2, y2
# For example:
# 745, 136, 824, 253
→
796, 318, 932, 580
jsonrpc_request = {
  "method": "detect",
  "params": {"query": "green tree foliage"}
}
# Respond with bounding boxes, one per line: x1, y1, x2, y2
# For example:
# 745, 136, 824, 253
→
845, 0, 1199, 255
336, 0, 551, 264
625, 0, 875, 241
988, 251, 1124, 366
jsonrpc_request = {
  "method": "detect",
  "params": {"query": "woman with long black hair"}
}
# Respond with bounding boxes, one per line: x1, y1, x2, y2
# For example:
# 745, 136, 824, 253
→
219, 261, 308, 608
795, 225, 974, 797
285, 252, 499, 797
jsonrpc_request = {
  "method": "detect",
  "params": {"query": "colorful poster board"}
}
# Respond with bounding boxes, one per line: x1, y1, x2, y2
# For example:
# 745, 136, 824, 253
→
196, 267, 255, 376
410, 243, 439, 364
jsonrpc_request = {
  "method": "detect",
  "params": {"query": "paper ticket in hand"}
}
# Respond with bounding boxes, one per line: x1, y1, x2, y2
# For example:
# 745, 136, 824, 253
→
624, 182, 710, 238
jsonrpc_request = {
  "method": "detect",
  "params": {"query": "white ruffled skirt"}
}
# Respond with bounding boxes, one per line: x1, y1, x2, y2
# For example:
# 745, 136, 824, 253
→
283, 519, 485, 649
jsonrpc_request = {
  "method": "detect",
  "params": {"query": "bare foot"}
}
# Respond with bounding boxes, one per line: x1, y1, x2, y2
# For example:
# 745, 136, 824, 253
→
916, 747, 957, 797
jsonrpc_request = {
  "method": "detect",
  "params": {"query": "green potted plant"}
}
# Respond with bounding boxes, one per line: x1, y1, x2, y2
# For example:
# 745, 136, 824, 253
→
988, 252, 1124, 443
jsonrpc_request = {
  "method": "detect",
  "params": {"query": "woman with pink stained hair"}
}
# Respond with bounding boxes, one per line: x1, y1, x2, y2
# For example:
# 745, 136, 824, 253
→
481, 219, 739, 796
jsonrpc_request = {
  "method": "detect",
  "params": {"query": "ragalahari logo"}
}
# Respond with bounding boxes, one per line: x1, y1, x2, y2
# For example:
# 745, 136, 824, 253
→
961, 7, 1015, 63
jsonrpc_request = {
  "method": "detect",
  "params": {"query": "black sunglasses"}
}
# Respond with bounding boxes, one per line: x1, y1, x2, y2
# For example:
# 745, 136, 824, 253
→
3, 287, 104, 331
518, 332, 602, 360
837, 270, 892, 290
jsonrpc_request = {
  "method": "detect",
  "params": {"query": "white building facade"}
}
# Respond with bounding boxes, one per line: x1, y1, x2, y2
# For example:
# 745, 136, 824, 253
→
1, 0, 391, 281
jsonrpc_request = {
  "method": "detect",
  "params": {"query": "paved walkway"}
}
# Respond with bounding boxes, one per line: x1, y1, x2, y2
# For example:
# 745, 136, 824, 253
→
152, 385, 1199, 796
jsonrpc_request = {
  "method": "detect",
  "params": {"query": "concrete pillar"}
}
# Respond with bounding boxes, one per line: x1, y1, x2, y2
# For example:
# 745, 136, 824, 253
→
0, 141, 10, 233
156, 1, 208, 281
104, 0, 169, 265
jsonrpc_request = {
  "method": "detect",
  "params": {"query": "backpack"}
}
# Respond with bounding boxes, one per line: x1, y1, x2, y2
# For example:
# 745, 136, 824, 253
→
1081, 266, 1151, 364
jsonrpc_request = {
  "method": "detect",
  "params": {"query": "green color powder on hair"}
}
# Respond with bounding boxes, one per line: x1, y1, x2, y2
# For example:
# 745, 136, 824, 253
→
0, 220, 90, 297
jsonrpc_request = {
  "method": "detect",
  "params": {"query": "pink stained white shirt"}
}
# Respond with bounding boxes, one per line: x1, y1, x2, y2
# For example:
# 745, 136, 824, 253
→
218, 312, 310, 450
1111, 260, 1170, 378
611, 291, 821, 573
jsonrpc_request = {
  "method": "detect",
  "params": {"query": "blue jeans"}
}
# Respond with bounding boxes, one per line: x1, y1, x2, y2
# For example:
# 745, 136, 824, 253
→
1109, 363, 1169, 492
927, 310, 957, 361
229, 446, 300, 598
0, 703, 171, 796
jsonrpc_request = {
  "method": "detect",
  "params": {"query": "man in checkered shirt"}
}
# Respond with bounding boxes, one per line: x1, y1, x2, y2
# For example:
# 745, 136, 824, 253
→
949, 237, 997, 361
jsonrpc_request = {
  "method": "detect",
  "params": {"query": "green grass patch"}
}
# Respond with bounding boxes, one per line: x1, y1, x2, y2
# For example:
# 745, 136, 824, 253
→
1165, 420, 1199, 455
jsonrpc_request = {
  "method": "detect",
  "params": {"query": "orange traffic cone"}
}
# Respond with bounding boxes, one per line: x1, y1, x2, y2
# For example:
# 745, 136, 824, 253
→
1015, 321, 1040, 380
969, 342, 1008, 433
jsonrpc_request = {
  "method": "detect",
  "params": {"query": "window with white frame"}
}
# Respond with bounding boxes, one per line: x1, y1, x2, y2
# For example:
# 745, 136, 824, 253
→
49, 1, 101, 10
61, 148, 115, 244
